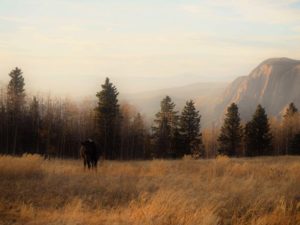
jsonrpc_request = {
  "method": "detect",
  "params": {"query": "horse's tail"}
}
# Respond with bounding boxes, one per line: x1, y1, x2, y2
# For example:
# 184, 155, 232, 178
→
79, 146, 86, 159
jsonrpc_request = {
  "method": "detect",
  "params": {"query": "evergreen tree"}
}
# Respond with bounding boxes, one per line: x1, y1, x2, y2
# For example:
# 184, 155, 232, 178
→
7, 67, 26, 154
283, 103, 298, 120
245, 104, 272, 156
282, 102, 299, 154
7, 67, 25, 114
218, 103, 243, 156
179, 100, 204, 158
95, 78, 121, 159
152, 96, 179, 158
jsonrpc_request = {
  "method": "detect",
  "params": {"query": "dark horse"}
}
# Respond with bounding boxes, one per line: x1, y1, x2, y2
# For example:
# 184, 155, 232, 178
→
80, 139, 99, 170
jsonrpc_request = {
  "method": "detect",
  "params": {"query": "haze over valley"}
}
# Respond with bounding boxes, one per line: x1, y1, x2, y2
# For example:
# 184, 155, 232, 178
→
120, 57, 300, 127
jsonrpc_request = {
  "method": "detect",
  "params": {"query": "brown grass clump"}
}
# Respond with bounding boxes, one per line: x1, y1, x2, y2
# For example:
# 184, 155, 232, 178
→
0, 155, 299, 225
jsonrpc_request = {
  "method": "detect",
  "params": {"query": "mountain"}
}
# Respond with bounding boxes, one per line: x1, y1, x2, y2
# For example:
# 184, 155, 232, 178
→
214, 57, 300, 123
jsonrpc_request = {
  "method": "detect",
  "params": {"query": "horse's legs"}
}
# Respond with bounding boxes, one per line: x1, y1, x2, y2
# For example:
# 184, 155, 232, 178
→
93, 160, 98, 172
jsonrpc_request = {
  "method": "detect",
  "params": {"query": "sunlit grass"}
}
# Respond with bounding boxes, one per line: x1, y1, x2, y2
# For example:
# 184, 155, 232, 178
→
0, 154, 299, 225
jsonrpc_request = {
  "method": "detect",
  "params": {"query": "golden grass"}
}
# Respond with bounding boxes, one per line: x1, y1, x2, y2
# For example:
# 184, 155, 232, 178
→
0, 155, 300, 225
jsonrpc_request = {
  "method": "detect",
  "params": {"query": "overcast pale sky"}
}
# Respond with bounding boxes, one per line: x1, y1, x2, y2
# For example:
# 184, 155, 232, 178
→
0, 0, 300, 96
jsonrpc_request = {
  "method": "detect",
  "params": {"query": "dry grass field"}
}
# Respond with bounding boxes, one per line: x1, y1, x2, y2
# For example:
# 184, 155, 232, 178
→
0, 155, 300, 225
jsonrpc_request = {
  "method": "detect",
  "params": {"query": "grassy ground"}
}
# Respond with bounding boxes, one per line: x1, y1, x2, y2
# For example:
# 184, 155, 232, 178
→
0, 155, 299, 225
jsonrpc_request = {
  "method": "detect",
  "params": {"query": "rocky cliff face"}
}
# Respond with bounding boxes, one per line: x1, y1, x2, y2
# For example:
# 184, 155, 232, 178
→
215, 58, 300, 122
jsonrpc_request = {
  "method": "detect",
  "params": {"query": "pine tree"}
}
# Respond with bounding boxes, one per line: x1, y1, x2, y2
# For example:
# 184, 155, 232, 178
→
245, 104, 272, 156
7, 67, 25, 114
179, 100, 204, 158
95, 78, 121, 159
282, 102, 299, 154
7, 67, 26, 154
152, 96, 179, 158
218, 103, 243, 156
283, 103, 298, 120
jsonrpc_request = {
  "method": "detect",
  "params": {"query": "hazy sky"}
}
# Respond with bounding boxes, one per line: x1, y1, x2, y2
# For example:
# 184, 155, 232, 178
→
1, 0, 300, 97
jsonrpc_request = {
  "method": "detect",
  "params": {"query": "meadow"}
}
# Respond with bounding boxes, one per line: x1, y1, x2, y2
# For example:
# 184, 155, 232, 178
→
0, 155, 299, 225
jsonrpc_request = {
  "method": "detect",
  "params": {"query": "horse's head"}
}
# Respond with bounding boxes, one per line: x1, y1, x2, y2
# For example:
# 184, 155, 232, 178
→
81, 139, 90, 146
81, 139, 96, 150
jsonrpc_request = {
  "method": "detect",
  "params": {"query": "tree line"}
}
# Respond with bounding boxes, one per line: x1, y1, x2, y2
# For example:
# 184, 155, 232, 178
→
0, 68, 299, 159
217, 102, 300, 157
